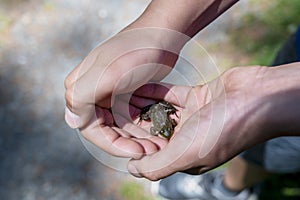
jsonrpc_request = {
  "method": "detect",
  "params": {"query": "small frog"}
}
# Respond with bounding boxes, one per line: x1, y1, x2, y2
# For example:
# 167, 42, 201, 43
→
138, 101, 178, 139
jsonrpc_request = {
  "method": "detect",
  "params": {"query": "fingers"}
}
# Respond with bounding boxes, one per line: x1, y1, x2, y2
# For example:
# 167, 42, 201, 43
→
63, 29, 182, 129
80, 123, 145, 159
133, 83, 192, 107
127, 114, 202, 180
64, 41, 126, 128
79, 107, 157, 159
129, 95, 157, 109
127, 136, 194, 180
78, 105, 167, 158
112, 103, 168, 150
65, 107, 83, 129
64, 59, 161, 129
64, 60, 99, 128
127, 96, 228, 180
64, 56, 120, 128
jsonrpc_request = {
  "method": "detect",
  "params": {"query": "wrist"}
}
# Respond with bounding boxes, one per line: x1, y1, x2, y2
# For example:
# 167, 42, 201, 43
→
122, 0, 239, 51
262, 63, 300, 137
127, 0, 238, 36
221, 64, 300, 149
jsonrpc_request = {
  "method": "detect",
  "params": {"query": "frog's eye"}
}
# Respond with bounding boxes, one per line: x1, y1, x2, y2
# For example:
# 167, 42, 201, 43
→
159, 130, 164, 134
167, 127, 171, 131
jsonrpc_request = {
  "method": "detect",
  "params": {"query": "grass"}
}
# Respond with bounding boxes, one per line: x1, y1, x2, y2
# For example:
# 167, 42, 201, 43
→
119, 181, 156, 200
260, 173, 300, 199
229, 0, 300, 65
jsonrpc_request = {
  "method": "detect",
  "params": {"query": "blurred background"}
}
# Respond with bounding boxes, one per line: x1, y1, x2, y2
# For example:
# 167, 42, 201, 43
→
0, 0, 299, 199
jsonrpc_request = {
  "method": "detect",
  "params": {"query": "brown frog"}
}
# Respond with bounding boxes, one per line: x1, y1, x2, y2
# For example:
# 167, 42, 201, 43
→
138, 101, 178, 139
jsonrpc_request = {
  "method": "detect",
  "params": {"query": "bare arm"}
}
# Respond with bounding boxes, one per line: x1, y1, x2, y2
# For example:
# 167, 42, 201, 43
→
127, 63, 300, 180
260, 64, 300, 137
127, 0, 239, 37
65, 0, 239, 127
64, 0, 240, 158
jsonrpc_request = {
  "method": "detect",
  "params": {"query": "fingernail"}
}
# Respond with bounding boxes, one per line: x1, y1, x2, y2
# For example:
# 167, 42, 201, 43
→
65, 107, 81, 129
128, 163, 142, 178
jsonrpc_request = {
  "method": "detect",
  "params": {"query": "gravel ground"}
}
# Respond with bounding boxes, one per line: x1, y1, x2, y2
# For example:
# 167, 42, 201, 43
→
0, 1, 150, 199
0, 1, 252, 199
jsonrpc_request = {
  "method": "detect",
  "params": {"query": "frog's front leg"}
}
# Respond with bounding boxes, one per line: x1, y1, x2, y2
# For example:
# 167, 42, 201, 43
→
138, 111, 151, 124
138, 104, 153, 124
150, 127, 159, 136
170, 118, 177, 127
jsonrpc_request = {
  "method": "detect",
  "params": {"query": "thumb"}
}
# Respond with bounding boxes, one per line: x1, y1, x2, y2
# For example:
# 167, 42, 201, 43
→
127, 134, 197, 181
127, 146, 180, 181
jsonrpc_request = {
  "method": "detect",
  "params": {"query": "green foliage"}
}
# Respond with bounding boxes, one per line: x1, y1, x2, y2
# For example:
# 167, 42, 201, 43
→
119, 181, 155, 200
229, 0, 300, 65
260, 173, 300, 199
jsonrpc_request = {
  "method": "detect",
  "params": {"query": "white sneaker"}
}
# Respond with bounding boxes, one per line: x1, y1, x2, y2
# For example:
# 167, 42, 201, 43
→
152, 170, 260, 200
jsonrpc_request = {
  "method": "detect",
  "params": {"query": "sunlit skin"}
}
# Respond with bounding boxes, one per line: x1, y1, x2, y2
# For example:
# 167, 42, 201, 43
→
126, 64, 300, 180
64, 0, 240, 158
64, 0, 300, 181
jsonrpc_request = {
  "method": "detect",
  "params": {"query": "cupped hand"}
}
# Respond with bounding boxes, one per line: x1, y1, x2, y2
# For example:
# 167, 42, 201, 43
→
64, 28, 180, 128
64, 28, 188, 158
127, 66, 274, 180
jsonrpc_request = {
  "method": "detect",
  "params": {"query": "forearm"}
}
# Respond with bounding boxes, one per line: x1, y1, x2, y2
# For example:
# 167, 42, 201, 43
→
216, 64, 300, 154
263, 63, 300, 137
125, 0, 239, 37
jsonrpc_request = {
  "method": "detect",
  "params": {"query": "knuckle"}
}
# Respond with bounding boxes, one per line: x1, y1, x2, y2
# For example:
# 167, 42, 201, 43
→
65, 86, 81, 110
143, 171, 160, 181
65, 87, 74, 107
79, 129, 91, 141
64, 75, 73, 89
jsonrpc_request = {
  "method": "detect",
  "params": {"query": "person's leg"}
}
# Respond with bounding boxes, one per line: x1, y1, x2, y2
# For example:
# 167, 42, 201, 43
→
223, 157, 271, 192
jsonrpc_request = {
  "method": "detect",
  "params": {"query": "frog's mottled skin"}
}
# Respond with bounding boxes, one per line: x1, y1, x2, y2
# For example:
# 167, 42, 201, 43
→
139, 101, 177, 139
